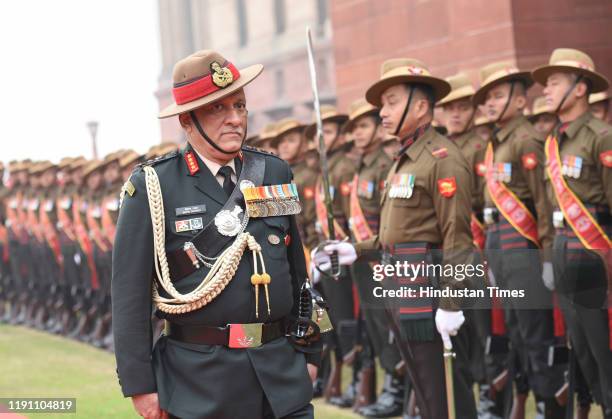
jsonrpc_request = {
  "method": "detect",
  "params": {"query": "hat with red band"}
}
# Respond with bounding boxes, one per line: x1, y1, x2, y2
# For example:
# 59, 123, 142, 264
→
159, 50, 263, 119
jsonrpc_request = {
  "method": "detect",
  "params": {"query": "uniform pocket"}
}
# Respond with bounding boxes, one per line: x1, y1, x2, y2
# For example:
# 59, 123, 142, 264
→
261, 216, 290, 260
390, 188, 422, 208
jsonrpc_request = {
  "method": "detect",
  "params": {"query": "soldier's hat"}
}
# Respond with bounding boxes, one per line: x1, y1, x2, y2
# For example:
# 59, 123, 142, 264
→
82, 160, 103, 178
437, 73, 476, 106
365, 58, 451, 107
473, 61, 533, 106
99, 151, 122, 171
532, 48, 609, 94
159, 50, 263, 119
529, 96, 553, 120
58, 157, 75, 170
68, 156, 88, 172
342, 98, 379, 134
304, 105, 349, 139
271, 118, 306, 147
35, 160, 58, 174
589, 91, 610, 105
473, 112, 491, 128
119, 150, 144, 169
249, 122, 278, 148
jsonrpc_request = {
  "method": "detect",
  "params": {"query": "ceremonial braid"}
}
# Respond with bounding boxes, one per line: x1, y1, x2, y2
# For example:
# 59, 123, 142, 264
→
143, 165, 261, 314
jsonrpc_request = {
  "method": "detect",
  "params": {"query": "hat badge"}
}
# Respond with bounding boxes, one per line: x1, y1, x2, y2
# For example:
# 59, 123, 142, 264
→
211, 61, 234, 88
406, 65, 424, 75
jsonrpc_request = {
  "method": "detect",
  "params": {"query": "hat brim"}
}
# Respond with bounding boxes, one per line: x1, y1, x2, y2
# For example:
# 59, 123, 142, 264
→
270, 125, 305, 148
365, 75, 451, 107
473, 72, 534, 106
342, 109, 379, 134
437, 88, 474, 107
304, 115, 349, 139
158, 64, 264, 119
532, 65, 609, 94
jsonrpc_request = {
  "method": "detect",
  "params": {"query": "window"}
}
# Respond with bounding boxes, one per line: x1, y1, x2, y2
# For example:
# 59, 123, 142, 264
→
274, 0, 286, 34
237, 0, 248, 47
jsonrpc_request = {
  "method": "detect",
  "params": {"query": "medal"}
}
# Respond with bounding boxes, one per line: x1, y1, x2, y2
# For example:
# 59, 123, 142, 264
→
243, 183, 302, 218
389, 173, 415, 199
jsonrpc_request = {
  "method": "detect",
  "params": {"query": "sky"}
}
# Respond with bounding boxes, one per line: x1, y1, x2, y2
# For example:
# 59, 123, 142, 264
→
0, 0, 162, 164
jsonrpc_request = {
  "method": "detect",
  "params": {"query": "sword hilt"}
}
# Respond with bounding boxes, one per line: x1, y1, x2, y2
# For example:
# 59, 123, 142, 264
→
330, 250, 341, 279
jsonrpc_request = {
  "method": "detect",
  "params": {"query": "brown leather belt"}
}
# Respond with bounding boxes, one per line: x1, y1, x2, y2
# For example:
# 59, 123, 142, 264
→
165, 320, 286, 349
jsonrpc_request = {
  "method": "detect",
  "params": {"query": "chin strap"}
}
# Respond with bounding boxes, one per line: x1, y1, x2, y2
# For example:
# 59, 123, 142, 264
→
496, 81, 515, 125
394, 86, 415, 138
190, 111, 246, 155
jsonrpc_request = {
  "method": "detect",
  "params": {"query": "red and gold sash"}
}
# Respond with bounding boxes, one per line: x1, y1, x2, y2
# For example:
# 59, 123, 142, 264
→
39, 200, 63, 269
546, 134, 612, 347
73, 196, 99, 290
349, 174, 375, 242
314, 179, 347, 240
485, 143, 540, 247
471, 214, 485, 250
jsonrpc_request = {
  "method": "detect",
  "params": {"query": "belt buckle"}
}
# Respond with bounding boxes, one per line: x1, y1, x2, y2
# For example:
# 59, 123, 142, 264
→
553, 211, 564, 229
484, 208, 495, 225
228, 323, 263, 348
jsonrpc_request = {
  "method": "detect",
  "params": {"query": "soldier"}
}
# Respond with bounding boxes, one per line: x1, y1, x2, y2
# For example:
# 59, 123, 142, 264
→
112, 50, 323, 419
4, 160, 31, 323
530, 96, 557, 136
589, 91, 610, 122
473, 60, 564, 417
533, 48, 612, 418
317, 58, 477, 418
0, 161, 9, 321
439, 73, 499, 417
306, 105, 356, 403
271, 118, 318, 252
253, 122, 279, 155
473, 111, 494, 143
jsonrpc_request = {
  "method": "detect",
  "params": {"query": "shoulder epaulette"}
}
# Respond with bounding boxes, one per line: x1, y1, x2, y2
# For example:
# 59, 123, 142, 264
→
586, 116, 611, 137
242, 145, 283, 160
138, 150, 179, 169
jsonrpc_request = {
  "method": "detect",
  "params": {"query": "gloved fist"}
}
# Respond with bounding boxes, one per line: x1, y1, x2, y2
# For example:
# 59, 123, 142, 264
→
435, 309, 465, 350
311, 241, 357, 271
542, 261, 555, 291
310, 261, 321, 284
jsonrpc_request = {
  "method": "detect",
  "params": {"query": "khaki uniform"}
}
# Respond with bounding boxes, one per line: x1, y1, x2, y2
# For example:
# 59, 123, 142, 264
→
356, 125, 476, 418
291, 160, 318, 250
483, 114, 563, 403
450, 130, 487, 214
547, 112, 612, 414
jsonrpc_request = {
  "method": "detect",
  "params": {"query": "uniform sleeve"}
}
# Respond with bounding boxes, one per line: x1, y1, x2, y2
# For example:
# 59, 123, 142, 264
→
431, 154, 474, 310
595, 132, 612, 210
285, 164, 323, 367
517, 137, 554, 258
111, 170, 157, 397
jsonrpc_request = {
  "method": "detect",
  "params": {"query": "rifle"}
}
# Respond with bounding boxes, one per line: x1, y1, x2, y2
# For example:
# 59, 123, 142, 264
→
306, 27, 340, 279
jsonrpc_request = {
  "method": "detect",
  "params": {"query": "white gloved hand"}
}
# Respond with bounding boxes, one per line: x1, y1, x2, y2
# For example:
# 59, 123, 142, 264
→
487, 268, 496, 287
435, 309, 465, 350
542, 262, 555, 291
323, 242, 357, 266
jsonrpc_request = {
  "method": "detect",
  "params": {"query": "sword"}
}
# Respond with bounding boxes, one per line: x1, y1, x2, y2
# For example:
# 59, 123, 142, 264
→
306, 27, 340, 279
444, 347, 457, 419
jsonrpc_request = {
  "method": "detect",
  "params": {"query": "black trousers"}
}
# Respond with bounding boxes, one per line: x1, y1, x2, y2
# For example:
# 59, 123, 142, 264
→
169, 401, 313, 419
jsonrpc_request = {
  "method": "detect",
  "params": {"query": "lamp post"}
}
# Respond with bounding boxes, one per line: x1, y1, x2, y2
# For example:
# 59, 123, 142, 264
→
87, 121, 99, 159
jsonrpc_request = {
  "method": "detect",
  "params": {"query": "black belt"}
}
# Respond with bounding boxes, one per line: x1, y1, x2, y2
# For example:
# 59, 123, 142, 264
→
165, 320, 286, 348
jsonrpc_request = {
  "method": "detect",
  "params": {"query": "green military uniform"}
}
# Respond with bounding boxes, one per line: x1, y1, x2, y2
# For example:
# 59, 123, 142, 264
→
533, 48, 612, 417
356, 58, 476, 419
475, 61, 564, 417
113, 50, 322, 419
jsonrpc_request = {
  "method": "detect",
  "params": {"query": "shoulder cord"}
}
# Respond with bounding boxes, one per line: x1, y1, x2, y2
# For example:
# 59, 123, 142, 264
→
143, 165, 263, 314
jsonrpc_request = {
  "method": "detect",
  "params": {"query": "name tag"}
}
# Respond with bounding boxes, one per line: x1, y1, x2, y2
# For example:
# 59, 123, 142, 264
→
175, 204, 207, 217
